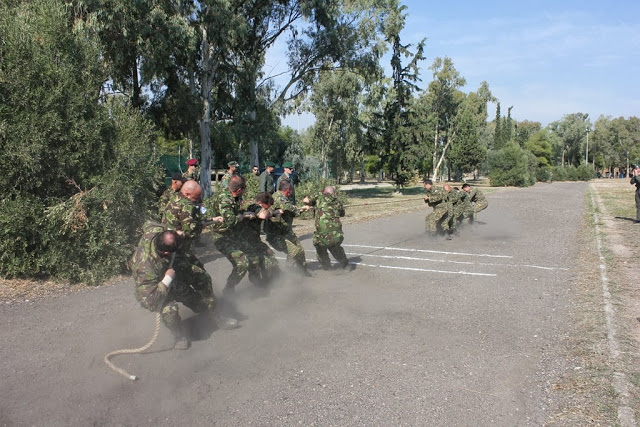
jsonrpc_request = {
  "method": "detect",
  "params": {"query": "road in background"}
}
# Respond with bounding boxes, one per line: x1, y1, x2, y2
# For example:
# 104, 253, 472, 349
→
0, 182, 586, 425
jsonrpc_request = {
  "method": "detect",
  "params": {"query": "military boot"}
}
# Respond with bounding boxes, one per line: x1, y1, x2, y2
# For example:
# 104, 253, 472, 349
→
173, 326, 191, 350
444, 230, 452, 240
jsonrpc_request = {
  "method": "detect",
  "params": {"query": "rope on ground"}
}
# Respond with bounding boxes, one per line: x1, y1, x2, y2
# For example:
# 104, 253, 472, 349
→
104, 312, 161, 381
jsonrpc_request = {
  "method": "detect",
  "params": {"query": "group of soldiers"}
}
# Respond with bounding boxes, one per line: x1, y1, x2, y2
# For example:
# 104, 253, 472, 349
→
423, 179, 488, 240
131, 158, 351, 349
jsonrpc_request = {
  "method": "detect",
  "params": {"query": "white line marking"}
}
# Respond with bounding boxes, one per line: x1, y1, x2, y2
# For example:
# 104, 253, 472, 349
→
274, 256, 496, 277
356, 262, 497, 277
590, 187, 636, 427
343, 244, 512, 259
344, 252, 567, 271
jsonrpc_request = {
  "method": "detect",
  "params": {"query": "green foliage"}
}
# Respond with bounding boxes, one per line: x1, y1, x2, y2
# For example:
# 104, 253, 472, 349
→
525, 129, 554, 167
449, 105, 485, 174
487, 143, 537, 187
535, 167, 552, 182
242, 173, 260, 201
549, 165, 595, 182
0, 1, 160, 284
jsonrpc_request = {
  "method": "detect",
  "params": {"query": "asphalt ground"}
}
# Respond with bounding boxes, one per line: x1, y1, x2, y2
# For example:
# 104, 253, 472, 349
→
0, 182, 586, 426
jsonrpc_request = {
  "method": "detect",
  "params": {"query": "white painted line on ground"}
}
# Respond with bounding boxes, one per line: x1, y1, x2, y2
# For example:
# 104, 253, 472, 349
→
344, 252, 568, 271
356, 262, 497, 277
590, 187, 636, 427
274, 256, 495, 276
343, 244, 512, 258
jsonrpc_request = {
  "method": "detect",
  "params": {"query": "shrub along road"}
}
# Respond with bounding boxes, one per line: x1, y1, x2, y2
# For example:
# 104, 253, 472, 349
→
1, 181, 636, 425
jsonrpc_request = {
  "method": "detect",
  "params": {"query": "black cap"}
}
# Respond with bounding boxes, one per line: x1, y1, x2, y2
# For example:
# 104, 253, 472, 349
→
172, 173, 186, 182
423, 179, 433, 185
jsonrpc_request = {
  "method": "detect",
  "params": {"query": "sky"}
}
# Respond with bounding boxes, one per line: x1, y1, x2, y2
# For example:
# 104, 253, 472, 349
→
276, 0, 640, 130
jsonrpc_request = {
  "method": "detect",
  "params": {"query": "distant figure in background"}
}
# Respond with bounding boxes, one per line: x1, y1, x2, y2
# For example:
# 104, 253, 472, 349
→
183, 158, 200, 182
630, 165, 640, 223
159, 173, 186, 211
221, 161, 239, 188
251, 165, 260, 176
277, 161, 297, 204
259, 161, 276, 195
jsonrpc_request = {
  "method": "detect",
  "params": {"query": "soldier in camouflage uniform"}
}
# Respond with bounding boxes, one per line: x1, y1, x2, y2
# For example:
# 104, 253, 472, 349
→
220, 160, 239, 189
303, 186, 351, 270
266, 180, 312, 276
423, 179, 453, 239
158, 173, 186, 212
241, 192, 281, 284
208, 175, 274, 295
183, 158, 200, 182
442, 184, 459, 239
454, 185, 470, 225
131, 219, 236, 350
276, 161, 297, 204
162, 180, 207, 254
461, 183, 488, 223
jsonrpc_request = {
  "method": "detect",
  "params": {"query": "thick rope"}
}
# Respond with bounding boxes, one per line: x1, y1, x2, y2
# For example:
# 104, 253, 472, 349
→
104, 312, 162, 381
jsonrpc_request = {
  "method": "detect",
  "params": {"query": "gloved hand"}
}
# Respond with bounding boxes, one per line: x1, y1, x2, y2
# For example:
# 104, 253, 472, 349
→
157, 268, 175, 296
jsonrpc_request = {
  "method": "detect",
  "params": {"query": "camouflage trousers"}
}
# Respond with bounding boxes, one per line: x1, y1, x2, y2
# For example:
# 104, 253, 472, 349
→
215, 234, 279, 291
473, 199, 488, 215
246, 241, 280, 286
425, 204, 452, 234
313, 232, 348, 269
266, 231, 307, 269
135, 253, 215, 334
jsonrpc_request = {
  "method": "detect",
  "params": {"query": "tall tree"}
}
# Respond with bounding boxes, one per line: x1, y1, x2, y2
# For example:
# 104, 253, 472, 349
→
425, 57, 466, 180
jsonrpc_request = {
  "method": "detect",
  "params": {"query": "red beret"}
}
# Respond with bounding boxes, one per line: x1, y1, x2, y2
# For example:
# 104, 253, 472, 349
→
186, 159, 198, 166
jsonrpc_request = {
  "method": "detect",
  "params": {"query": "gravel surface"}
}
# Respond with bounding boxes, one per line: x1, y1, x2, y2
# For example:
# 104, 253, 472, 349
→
0, 181, 622, 425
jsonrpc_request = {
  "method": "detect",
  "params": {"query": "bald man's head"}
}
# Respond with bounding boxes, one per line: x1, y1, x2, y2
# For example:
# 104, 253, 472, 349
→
322, 185, 335, 196
181, 180, 203, 202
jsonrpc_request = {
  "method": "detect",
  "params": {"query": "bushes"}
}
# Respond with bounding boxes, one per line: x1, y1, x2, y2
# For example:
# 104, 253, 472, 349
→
548, 165, 595, 182
487, 143, 537, 187
0, 1, 161, 284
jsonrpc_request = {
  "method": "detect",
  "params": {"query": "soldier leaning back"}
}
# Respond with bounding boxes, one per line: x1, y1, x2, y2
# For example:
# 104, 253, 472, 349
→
267, 179, 311, 276
303, 185, 352, 271
423, 179, 453, 239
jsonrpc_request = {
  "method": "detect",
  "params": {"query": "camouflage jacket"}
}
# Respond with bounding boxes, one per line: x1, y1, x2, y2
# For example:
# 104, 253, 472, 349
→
158, 187, 180, 212
236, 202, 267, 242
424, 186, 446, 208
276, 173, 296, 203
469, 188, 486, 204
267, 190, 298, 235
207, 187, 245, 237
446, 190, 459, 206
130, 220, 171, 289
310, 193, 345, 238
183, 168, 200, 182
161, 193, 204, 250
220, 171, 239, 189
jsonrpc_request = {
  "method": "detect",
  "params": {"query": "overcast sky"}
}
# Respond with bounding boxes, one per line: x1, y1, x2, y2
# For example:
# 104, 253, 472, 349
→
278, 0, 640, 130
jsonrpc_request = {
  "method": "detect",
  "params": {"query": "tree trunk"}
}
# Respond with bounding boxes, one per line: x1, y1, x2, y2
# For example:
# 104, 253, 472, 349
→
360, 156, 365, 183
432, 125, 439, 179
248, 109, 259, 169
433, 134, 453, 180
199, 25, 214, 198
